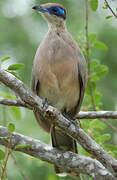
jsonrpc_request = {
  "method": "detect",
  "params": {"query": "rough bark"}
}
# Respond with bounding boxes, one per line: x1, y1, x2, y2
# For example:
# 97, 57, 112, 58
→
0, 70, 117, 179
0, 126, 116, 180
0, 97, 117, 119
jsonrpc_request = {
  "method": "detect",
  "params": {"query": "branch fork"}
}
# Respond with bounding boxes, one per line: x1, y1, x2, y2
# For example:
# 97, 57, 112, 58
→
0, 70, 117, 179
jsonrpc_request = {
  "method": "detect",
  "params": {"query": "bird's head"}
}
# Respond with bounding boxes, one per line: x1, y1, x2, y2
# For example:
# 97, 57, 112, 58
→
32, 3, 66, 28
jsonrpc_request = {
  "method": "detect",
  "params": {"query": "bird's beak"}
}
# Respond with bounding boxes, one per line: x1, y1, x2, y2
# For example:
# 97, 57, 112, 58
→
32, 5, 48, 13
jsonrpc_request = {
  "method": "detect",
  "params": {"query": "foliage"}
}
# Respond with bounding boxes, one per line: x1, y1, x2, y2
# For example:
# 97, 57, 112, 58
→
8, 123, 15, 132
89, 0, 98, 11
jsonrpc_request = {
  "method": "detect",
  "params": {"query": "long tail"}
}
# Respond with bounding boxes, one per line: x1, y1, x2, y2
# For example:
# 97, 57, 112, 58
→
51, 125, 79, 177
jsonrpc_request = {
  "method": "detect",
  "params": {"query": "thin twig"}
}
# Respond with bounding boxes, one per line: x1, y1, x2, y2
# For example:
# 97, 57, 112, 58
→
104, 0, 117, 18
0, 161, 3, 170
2, 105, 8, 178
85, 0, 117, 133
0, 97, 32, 109
85, 0, 96, 110
1, 103, 28, 180
0, 133, 12, 179
78, 112, 117, 133
2, 106, 7, 126
101, 118, 117, 134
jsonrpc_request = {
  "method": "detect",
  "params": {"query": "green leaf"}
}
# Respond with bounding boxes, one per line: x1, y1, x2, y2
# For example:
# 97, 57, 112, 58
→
97, 65, 108, 77
8, 71, 22, 80
8, 63, 24, 71
0, 137, 8, 140
15, 144, 31, 150
8, 123, 15, 132
102, 6, 108, 9
48, 175, 56, 180
101, 134, 111, 141
105, 15, 113, 19
88, 33, 97, 43
91, 59, 108, 81
94, 91, 102, 106
91, 59, 108, 72
97, 134, 111, 143
86, 82, 96, 94
82, 49, 87, 56
91, 59, 100, 69
10, 106, 21, 120
90, 0, 98, 11
93, 41, 108, 50
0, 149, 5, 160
113, 151, 117, 158
89, 119, 106, 131
91, 72, 99, 81
0, 56, 10, 62
105, 144, 117, 151
0, 91, 16, 99
89, 178, 93, 180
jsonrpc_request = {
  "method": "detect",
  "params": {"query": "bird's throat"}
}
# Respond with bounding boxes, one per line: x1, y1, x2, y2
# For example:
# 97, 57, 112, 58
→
48, 21, 66, 31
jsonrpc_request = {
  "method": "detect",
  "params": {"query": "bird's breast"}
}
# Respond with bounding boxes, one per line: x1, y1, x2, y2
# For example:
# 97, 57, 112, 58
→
38, 59, 79, 112
34, 31, 80, 112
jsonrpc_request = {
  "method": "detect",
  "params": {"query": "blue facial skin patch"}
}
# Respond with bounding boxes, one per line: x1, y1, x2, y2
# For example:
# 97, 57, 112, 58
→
47, 6, 66, 19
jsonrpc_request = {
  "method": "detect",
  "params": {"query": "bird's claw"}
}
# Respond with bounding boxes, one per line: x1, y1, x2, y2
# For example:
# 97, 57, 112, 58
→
42, 97, 50, 110
68, 119, 79, 136
63, 112, 79, 136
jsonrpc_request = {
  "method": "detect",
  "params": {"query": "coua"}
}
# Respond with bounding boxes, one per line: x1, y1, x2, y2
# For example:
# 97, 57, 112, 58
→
31, 3, 86, 177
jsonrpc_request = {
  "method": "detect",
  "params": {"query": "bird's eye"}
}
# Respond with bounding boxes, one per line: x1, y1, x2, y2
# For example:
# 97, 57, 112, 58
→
52, 8, 58, 13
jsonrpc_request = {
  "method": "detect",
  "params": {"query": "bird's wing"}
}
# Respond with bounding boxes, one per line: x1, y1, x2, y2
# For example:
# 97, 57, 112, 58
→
31, 64, 51, 133
31, 66, 40, 95
77, 51, 86, 113
61, 31, 86, 115
71, 50, 86, 116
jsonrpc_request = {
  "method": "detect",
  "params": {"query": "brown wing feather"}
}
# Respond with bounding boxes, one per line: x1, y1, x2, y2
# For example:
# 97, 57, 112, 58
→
69, 52, 86, 116
31, 67, 51, 133
76, 53, 86, 114
31, 67, 39, 94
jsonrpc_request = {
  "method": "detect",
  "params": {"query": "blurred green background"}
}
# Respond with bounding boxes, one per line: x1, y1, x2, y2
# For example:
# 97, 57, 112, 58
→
0, 0, 117, 180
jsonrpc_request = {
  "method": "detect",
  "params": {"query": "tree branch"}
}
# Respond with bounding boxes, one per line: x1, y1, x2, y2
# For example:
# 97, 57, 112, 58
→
104, 0, 117, 19
1, 98, 117, 119
1, 97, 117, 133
0, 97, 32, 109
0, 70, 117, 177
77, 111, 117, 119
0, 126, 116, 180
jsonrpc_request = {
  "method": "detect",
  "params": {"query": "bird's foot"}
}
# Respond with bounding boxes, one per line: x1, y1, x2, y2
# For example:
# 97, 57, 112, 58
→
71, 120, 79, 136
63, 112, 79, 136
42, 97, 50, 110
69, 119, 79, 136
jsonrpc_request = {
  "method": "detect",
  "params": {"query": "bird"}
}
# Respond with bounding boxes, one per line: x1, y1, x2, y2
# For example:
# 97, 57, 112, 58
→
31, 3, 86, 177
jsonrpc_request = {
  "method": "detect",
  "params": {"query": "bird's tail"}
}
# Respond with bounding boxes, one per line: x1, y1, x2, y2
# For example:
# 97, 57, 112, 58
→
51, 125, 79, 177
